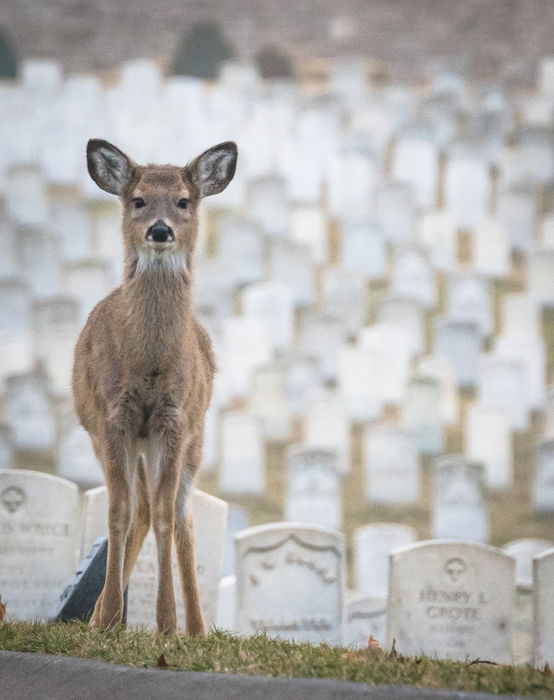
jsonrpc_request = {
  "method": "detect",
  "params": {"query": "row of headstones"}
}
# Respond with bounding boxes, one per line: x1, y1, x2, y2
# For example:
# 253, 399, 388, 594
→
1, 469, 553, 666
2, 359, 554, 519
1, 57, 554, 207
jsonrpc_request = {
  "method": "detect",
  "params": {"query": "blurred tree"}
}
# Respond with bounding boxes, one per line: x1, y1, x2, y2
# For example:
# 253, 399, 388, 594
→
0, 28, 18, 79
256, 45, 294, 79
171, 21, 234, 80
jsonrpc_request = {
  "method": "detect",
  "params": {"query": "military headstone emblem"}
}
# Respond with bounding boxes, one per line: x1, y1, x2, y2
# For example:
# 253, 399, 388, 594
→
445, 556, 466, 581
1, 485, 26, 513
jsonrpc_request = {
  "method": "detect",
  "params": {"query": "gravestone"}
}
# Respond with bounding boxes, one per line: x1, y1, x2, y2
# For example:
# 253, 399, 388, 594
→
374, 181, 415, 243
496, 186, 537, 252
433, 317, 481, 388
337, 345, 382, 423
320, 267, 366, 335
218, 216, 265, 288
17, 226, 62, 299
494, 332, 546, 411
219, 411, 265, 495
298, 312, 347, 382
432, 456, 489, 543
353, 523, 417, 597
478, 355, 528, 431
465, 403, 513, 491
444, 154, 490, 230
388, 541, 514, 663
83, 486, 228, 630
0, 425, 14, 470
63, 258, 113, 325
446, 271, 492, 337
528, 247, 554, 307
269, 239, 314, 308
534, 439, 554, 513
235, 523, 345, 644
501, 294, 541, 341
304, 389, 350, 473
363, 423, 420, 505
328, 150, 375, 219
5, 165, 49, 226
288, 206, 327, 264
217, 574, 237, 631
344, 595, 388, 649
533, 548, 554, 666
220, 316, 271, 399
246, 176, 288, 238
417, 210, 457, 272
285, 446, 342, 531
359, 323, 413, 404
339, 218, 386, 279
241, 281, 294, 352
401, 377, 444, 455
377, 295, 424, 356
249, 365, 291, 442
33, 296, 81, 397
416, 355, 459, 425
58, 410, 104, 490
0, 278, 32, 380
391, 244, 436, 309
0, 469, 80, 620
222, 505, 250, 577
392, 134, 437, 208
474, 219, 510, 278
502, 539, 554, 587
284, 354, 321, 417
4, 371, 55, 451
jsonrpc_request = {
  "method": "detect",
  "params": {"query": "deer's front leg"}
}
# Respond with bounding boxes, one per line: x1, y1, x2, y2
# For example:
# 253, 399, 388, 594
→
96, 431, 133, 629
146, 432, 182, 633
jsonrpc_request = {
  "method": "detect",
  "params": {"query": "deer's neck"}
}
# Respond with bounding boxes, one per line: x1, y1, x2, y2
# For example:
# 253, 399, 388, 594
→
122, 250, 193, 372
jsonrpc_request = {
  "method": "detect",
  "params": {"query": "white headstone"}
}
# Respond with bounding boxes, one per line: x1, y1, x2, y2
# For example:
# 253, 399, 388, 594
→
353, 523, 417, 597
388, 541, 514, 663
432, 456, 489, 543
304, 389, 351, 473
235, 523, 345, 644
391, 244, 436, 309
269, 239, 315, 308
4, 372, 55, 451
285, 446, 342, 531
446, 271, 492, 337
288, 206, 327, 264
363, 423, 420, 505
473, 219, 510, 278
57, 410, 104, 489
496, 186, 537, 252
465, 403, 513, 490
433, 318, 481, 388
0, 469, 80, 620
218, 411, 265, 496
401, 377, 444, 455
417, 210, 457, 272
218, 216, 265, 288
340, 220, 387, 279
533, 439, 554, 513
444, 154, 490, 230
478, 355, 529, 431
241, 281, 295, 353
249, 365, 291, 442
502, 539, 554, 587
533, 548, 554, 666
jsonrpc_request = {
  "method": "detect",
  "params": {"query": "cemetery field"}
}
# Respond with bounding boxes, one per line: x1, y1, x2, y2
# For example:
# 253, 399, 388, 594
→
1, 622, 553, 698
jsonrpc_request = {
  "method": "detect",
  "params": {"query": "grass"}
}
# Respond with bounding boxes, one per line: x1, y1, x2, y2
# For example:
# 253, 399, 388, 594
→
0, 622, 553, 697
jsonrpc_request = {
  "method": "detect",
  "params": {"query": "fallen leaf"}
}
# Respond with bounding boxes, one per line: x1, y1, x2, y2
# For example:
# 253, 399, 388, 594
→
0, 597, 5, 623
156, 653, 169, 668
389, 639, 398, 659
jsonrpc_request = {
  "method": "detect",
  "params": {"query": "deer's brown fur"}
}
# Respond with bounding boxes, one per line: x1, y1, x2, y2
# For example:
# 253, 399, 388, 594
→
72, 139, 237, 633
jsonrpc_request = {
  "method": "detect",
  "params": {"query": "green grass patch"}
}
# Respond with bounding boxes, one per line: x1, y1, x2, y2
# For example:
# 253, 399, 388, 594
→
0, 622, 553, 697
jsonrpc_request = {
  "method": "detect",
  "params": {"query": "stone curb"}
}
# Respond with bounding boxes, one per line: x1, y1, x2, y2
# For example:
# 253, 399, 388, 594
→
0, 650, 531, 700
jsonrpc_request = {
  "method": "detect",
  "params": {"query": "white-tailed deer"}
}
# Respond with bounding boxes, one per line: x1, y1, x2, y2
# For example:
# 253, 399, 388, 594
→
73, 139, 237, 633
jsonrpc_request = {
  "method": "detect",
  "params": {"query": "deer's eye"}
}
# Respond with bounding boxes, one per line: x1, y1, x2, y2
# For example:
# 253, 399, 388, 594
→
177, 198, 189, 209
132, 197, 146, 209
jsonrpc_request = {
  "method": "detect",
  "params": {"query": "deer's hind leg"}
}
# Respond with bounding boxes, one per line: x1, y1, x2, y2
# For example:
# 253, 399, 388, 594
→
174, 435, 205, 636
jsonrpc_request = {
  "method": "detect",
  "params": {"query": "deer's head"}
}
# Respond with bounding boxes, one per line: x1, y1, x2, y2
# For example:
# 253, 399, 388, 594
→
86, 139, 237, 272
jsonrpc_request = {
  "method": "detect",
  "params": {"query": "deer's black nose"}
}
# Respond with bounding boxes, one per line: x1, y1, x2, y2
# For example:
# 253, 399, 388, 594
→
147, 221, 174, 243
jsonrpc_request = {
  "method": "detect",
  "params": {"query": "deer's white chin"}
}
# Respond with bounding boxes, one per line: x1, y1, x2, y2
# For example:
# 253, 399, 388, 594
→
137, 248, 189, 274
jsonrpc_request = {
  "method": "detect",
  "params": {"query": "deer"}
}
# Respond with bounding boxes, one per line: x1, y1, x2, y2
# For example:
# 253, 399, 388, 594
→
72, 138, 237, 634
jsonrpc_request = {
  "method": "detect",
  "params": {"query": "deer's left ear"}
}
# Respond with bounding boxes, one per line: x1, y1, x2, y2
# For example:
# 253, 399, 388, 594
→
188, 141, 238, 197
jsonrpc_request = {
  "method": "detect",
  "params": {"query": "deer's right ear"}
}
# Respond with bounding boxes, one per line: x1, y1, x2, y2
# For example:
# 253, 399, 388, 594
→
87, 139, 135, 195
